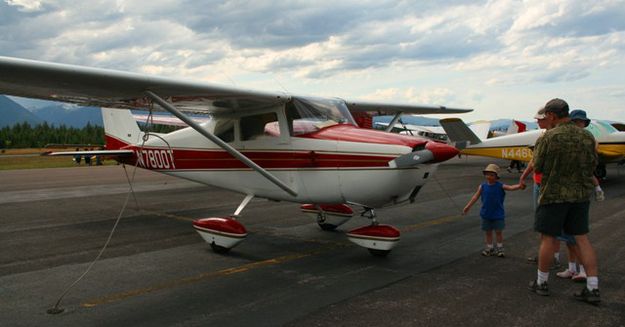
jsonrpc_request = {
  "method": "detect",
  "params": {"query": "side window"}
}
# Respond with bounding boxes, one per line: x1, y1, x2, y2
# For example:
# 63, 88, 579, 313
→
240, 112, 279, 141
215, 121, 235, 142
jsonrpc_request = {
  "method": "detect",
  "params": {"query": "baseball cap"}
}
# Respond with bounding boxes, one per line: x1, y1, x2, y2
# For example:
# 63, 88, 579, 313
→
533, 108, 546, 119
542, 98, 569, 116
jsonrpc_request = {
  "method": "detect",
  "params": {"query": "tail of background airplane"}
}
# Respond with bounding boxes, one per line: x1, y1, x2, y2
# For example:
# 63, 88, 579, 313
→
439, 118, 483, 149
102, 108, 143, 150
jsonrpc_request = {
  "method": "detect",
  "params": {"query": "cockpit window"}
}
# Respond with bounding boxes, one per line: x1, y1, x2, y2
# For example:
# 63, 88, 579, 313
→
286, 96, 356, 136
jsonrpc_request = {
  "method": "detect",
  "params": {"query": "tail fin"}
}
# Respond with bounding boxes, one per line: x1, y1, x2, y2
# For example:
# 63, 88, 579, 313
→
506, 120, 527, 134
102, 108, 143, 149
439, 118, 482, 148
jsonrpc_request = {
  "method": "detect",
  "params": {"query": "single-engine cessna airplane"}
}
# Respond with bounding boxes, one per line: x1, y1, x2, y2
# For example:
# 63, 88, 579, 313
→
0, 56, 472, 256
440, 117, 625, 178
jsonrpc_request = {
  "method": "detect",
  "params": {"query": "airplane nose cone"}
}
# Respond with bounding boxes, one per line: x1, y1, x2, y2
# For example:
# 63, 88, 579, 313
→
425, 141, 459, 163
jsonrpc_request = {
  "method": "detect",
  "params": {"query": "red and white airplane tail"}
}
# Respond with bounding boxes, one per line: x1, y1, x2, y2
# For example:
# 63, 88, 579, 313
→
102, 108, 143, 150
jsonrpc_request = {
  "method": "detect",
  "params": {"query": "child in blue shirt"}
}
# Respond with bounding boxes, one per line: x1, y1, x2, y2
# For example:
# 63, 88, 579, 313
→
463, 164, 525, 257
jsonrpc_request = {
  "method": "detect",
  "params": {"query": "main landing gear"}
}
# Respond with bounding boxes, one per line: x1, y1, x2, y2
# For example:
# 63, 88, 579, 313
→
346, 208, 400, 257
192, 195, 253, 254
193, 197, 401, 257
300, 204, 401, 256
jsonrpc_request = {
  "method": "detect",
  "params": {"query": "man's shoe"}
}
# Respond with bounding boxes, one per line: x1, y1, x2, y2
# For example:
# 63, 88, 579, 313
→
528, 280, 550, 296
481, 248, 494, 257
495, 247, 505, 257
595, 189, 605, 201
556, 269, 575, 279
574, 287, 600, 304
572, 271, 587, 283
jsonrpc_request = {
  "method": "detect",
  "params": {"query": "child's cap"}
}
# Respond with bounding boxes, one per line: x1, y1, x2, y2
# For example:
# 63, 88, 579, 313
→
483, 164, 500, 178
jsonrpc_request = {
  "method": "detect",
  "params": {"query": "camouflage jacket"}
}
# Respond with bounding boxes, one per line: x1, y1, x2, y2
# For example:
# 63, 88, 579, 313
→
533, 121, 597, 204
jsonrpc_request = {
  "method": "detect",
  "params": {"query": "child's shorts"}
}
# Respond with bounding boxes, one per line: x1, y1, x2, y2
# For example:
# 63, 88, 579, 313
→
481, 218, 505, 231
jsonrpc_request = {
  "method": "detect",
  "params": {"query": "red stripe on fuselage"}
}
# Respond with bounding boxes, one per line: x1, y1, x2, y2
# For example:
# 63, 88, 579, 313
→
126, 147, 397, 170
105, 125, 423, 170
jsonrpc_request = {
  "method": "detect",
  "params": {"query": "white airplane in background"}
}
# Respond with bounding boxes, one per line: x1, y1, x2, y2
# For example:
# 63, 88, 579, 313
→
0, 56, 472, 256
373, 119, 491, 143
440, 118, 625, 178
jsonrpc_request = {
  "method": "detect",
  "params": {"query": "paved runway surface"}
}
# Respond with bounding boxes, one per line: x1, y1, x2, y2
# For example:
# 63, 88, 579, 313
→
1, 157, 624, 326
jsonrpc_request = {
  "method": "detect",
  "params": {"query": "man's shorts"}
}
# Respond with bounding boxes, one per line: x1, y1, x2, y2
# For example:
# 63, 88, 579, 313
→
534, 201, 590, 236
481, 218, 505, 231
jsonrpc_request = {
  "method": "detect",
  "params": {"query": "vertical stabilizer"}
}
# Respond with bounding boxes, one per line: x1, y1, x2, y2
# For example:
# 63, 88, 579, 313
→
439, 118, 482, 148
102, 108, 143, 149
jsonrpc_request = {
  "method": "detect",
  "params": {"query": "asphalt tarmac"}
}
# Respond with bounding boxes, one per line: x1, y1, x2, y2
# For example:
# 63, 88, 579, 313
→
1, 157, 624, 326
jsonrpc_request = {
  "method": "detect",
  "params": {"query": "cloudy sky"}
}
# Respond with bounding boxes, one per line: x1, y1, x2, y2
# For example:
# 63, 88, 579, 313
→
1, 0, 624, 121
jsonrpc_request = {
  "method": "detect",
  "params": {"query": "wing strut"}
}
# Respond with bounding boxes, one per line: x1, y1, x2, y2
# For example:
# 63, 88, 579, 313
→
384, 111, 403, 132
144, 91, 298, 197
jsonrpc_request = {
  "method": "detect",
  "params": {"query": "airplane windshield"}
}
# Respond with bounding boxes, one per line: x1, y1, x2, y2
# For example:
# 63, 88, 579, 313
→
287, 96, 356, 136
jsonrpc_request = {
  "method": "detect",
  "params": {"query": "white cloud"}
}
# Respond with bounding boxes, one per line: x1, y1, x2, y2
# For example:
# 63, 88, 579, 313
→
0, 0, 624, 122
5, 0, 42, 12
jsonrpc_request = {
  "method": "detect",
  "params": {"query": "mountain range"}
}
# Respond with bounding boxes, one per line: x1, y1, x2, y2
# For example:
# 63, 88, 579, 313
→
0, 95, 103, 128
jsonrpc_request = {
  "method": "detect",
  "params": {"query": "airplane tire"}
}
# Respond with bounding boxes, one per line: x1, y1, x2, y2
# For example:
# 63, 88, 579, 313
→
210, 243, 231, 254
318, 222, 338, 231
368, 248, 391, 257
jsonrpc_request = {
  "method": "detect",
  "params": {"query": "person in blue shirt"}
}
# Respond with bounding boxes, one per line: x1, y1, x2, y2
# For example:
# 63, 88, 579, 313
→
463, 164, 525, 257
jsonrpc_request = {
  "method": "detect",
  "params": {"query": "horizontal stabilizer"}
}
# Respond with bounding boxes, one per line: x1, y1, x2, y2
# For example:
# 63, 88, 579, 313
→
43, 150, 134, 157
439, 118, 482, 146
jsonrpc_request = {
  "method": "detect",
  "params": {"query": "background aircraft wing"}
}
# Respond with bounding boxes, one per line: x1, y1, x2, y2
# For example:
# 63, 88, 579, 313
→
344, 100, 473, 115
0, 56, 287, 115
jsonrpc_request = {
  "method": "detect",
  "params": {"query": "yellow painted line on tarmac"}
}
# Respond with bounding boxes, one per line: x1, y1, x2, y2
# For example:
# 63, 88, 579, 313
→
400, 215, 464, 233
80, 214, 463, 308
81, 244, 347, 308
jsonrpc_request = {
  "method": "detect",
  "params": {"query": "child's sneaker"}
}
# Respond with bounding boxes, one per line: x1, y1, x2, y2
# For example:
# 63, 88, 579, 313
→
528, 280, 550, 296
495, 247, 505, 257
481, 248, 494, 256
595, 189, 605, 201
556, 269, 575, 279
574, 287, 600, 304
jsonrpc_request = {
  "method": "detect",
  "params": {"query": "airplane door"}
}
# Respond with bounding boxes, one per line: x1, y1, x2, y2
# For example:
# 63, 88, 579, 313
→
237, 111, 301, 201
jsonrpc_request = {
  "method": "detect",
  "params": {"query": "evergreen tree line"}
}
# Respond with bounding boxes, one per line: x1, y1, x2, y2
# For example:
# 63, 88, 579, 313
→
0, 122, 103, 148
0, 122, 178, 148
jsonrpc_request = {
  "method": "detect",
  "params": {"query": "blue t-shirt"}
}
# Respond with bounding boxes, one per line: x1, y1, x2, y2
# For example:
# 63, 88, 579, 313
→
480, 181, 505, 220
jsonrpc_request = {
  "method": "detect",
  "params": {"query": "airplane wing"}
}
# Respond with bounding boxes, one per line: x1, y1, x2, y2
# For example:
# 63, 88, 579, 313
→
0, 56, 473, 116
345, 100, 472, 115
468, 120, 491, 140
0, 56, 287, 115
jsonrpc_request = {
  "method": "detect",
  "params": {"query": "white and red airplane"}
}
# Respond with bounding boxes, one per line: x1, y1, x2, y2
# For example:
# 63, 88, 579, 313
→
0, 56, 471, 256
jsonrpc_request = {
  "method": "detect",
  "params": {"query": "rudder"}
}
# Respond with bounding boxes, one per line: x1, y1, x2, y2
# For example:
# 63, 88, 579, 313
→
102, 108, 143, 150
